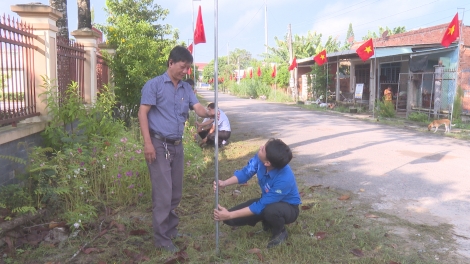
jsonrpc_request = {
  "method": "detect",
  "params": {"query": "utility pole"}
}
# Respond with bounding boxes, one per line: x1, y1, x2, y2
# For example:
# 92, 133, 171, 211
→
264, 0, 268, 53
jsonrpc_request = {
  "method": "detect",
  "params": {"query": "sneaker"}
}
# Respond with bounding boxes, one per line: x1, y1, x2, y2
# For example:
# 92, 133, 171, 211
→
222, 140, 227, 145
159, 242, 179, 253
267, 228, 288, 248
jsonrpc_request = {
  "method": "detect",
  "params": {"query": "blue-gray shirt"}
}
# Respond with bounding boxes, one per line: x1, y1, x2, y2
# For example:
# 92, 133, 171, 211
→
140, 72, 199, 140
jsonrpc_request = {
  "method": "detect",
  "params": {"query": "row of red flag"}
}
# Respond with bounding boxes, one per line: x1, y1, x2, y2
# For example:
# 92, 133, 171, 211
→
288, 13, 460, 70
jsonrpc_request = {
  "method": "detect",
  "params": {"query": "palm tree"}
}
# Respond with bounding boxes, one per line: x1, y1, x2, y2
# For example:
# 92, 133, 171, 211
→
49, 0, 69, 39
77, 0, 92, 29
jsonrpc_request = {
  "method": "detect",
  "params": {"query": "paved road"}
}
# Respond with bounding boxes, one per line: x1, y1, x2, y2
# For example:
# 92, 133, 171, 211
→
198, 88, 470, 259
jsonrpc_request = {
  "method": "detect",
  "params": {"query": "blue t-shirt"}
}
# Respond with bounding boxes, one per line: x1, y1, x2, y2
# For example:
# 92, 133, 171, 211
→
234, 154, 302, 215
140, 72, 199, 140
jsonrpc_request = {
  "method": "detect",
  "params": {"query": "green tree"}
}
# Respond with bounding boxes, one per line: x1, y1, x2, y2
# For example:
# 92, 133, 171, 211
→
362, 26, 406, 40
99, 0, 178, 125
311, 65, 333, 99
342, 23, 354, 50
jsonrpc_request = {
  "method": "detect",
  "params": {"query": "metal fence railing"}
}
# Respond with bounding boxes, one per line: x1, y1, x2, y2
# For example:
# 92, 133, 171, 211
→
0, 15, 38, 127
397, 69, 458, 120
56, 36, 85, 104
96, 53, 108, 93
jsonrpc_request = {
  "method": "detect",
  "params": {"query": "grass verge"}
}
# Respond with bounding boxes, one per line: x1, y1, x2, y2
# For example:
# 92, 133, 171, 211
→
7, 139, 462, 264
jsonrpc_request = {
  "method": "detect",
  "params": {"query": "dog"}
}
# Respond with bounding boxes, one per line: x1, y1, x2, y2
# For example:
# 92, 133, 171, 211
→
427, 119, 455, 133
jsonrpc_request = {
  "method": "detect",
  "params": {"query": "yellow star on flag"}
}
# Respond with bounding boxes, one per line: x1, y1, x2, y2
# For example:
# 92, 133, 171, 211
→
320, 54, 325, 60
448, 25, 455, 35
364, 46, 372, 53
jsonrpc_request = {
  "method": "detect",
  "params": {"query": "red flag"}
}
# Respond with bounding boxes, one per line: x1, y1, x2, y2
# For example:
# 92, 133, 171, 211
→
194, 6, 206, 44
314, 50, 327, 66
356, 38, 374, 61
257, 66, 261, 77
288, 57, 297, 71
187, 43, 193, 54
242, 71, 246, 79
271, 65, 276, 78
441, 13, 460, 47
187, 67, 192, 76
249, 69, 253, 79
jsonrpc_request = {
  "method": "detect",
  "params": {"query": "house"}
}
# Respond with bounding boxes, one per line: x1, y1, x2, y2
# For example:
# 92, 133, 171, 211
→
297, 21, 470, 119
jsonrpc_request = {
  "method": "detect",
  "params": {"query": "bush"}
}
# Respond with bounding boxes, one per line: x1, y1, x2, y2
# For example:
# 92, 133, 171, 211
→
452, 86, 463, 123
377, 99, 396, 118
407, 112, 429, 123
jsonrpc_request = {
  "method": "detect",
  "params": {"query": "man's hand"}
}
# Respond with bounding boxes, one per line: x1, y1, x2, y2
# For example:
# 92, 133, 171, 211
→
213, 180, 225, 192
214, 204, 231, 221
143, 142, 156, 163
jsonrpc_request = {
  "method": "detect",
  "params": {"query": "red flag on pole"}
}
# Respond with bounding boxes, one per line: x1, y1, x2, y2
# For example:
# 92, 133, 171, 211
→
257, 66, 261, 77
188, 67, 192, 76
271, 65, 276, 78
187, 43, 193, 54
288, 57, 297, 71
314, 50, 327, 66
441, 13, 460, 47
356, 38, 374, 61
194, 6, 206, 44
249, 69, 253, 79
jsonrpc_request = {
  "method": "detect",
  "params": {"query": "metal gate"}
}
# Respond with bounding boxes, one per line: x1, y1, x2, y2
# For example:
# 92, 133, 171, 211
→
397, 69, 457, 120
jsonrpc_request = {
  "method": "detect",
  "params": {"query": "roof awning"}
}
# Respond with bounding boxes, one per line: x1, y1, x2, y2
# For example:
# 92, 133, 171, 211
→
375, 47, 413, 58
297, 44, 457, 66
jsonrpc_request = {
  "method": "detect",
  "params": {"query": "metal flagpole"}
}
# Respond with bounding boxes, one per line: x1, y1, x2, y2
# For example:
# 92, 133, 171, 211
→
326, 63, 328, 104
373, 43, 377, 119
450, 8, 464, 122
192, 0, 201, 84
214, 0, 220, 255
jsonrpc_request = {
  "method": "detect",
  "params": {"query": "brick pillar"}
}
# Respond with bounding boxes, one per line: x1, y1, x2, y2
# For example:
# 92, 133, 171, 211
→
11, 3, 62, 120
71, 28, 101, 104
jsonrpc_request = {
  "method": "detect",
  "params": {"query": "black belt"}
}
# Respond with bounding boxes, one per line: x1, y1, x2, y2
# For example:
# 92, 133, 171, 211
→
151, 133, 182, 145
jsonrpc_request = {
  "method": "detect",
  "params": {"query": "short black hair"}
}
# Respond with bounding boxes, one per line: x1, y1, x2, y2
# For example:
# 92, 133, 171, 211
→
184, 78, 195, 86
265, 138, 292, 169
167, 46, 193, 67
207, 102, 215, 109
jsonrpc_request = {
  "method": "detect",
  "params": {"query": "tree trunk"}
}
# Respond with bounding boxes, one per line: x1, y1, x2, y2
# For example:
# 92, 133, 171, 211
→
77, 0, 92, 29
49, 0, 69, 40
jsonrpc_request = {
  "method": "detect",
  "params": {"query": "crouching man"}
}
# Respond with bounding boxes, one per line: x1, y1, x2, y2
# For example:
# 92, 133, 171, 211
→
213, 138, 301, 248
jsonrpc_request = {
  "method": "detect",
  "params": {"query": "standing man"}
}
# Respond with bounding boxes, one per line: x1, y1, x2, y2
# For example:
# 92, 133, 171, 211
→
138, 46, 213, 252
213, 138, 301, 248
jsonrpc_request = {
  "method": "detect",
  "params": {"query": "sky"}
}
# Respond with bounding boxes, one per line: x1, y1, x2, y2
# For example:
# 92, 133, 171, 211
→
2, 0, 470, 63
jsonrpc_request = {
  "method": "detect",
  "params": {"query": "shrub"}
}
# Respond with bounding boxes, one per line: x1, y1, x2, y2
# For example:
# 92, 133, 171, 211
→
377, 99, 396, 118
452, 86, 463, 123
407, 112, 429, 123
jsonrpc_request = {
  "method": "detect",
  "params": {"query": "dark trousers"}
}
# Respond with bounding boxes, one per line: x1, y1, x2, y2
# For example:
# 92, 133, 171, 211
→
147, 137, 184, 247
206, 130, 231, 145
223, 198, 299, 237
198, 130, 209, 140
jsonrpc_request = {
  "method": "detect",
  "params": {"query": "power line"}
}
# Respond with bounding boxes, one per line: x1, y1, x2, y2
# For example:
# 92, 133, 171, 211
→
293, 0, 380, 27
228, 3, 265, 43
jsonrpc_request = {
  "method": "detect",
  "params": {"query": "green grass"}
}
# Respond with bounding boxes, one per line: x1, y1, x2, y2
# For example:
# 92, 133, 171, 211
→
9, 139, 463, 264
5, 95, 467, 263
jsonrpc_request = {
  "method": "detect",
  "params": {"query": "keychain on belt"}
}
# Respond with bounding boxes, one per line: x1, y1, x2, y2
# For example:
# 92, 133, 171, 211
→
163, 142, 171, 160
